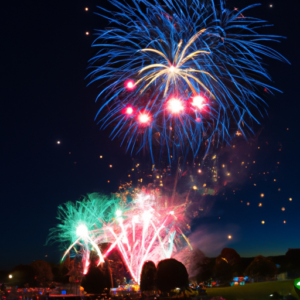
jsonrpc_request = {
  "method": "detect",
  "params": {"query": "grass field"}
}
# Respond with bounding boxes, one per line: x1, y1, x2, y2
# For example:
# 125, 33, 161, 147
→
205, 280, 299, 300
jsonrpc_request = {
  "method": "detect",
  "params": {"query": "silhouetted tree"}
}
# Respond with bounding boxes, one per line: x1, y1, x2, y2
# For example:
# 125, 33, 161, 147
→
195, 256, 214, 283
213, 256, 233, 283
245, 255, 277, 281
220, 248, 241, 275
178, 248, 214, 282
156, 259, 189, 294
10, 265, 35, 287
30, 260, 53, 285
285, 249, 300, 277
140, 261, 157, 292
81, 261, 110, 294
0, 270, 9, 283
174, 248, 207, 279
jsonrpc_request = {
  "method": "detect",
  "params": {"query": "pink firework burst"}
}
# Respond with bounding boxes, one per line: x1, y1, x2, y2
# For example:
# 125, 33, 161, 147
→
93, 193, 192, 283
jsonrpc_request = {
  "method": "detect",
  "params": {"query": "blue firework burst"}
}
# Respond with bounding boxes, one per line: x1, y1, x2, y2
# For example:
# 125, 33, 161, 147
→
88, 0, 288, 164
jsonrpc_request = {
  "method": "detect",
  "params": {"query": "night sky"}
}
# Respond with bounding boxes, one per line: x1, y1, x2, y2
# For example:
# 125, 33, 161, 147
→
1, 0, 299, 270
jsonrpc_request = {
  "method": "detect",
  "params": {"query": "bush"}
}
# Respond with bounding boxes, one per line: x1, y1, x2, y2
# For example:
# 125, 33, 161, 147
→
140, 261, 156, 292
156, 258, 189, 293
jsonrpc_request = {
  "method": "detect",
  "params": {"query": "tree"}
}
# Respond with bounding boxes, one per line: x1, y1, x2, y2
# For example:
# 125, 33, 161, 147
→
81, 261, 110, 294
156, 259, 189, 294
140, 261, 156, 292
30, 260, 53, 285
180, 248, 213, 282
10, 265, 35, 287
213, 256, 233, 284
285, 249, 300, 277
220, 248, 240, 265
195, 256, 214, 283
174, 248, 206, 278
220, 248, 241, 275
245, 255, 277, 281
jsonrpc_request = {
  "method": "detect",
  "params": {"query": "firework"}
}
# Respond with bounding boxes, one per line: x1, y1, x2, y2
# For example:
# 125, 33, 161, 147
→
88, 0, 288, 163
49, 191, 192, 283
47, 193, 121, 274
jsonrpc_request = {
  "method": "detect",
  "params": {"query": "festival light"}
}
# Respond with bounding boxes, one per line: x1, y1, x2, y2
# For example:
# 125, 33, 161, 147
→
167, 98, 184, 114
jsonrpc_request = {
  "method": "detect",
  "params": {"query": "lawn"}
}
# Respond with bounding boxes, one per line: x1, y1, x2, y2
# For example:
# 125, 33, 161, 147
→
205, 280, 299, 300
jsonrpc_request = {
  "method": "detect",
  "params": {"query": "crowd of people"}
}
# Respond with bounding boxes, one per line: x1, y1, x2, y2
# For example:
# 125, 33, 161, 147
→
0, 284, 51, 300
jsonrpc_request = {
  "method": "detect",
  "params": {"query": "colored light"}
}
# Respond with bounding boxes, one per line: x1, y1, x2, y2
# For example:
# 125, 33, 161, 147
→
192, 95, 206, 110
281, 207, 285, 211
169, 65, 176, 73
261, 220, 265, 224
294, 279, 300, 290
260, 193, 264, 198
126, 107, 133, 115
125, 80, 135, 90
195, 117, 201, 123
138, 113, 151, 124
85, 7, 89, 11
76, 224, 88, 238
143, 211, 151, 220
168, 98, 184, 114
228, 235, 232, 239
